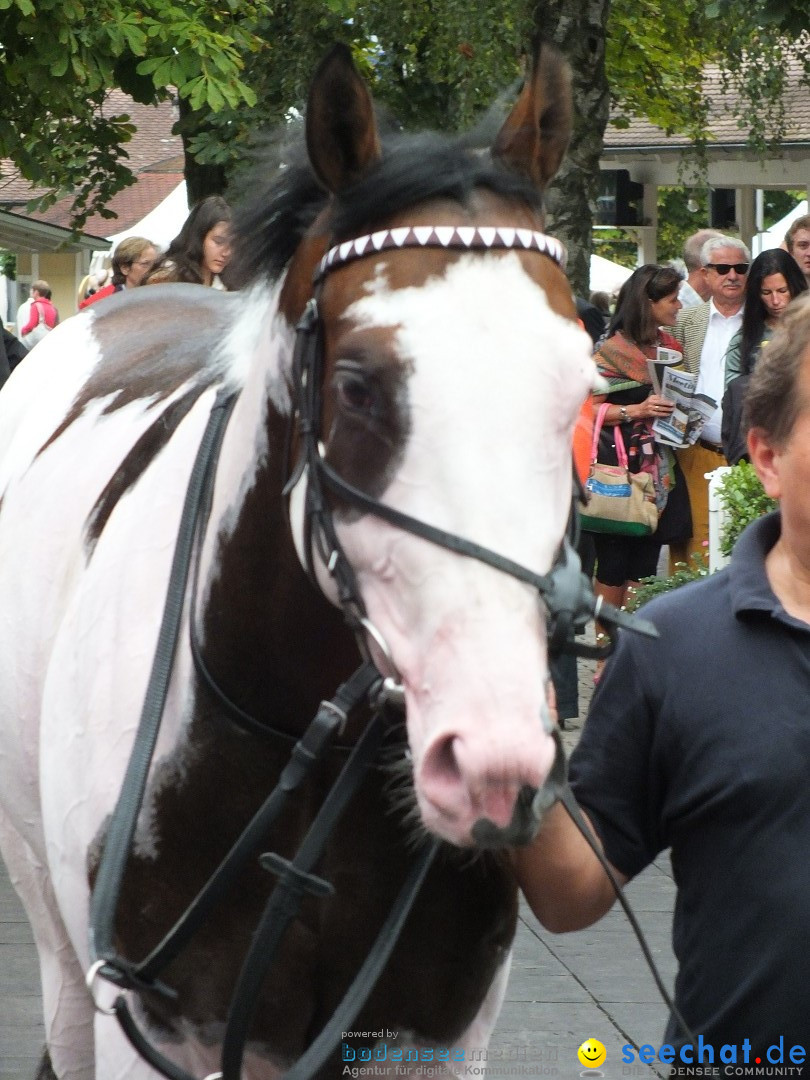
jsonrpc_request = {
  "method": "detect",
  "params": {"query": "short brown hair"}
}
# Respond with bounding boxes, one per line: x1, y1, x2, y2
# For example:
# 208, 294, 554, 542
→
785, 214, 810, 253
744, 292, 810, 447
112, 236, 156, 285
32, 279, 51, 299
682, 229, 723, 272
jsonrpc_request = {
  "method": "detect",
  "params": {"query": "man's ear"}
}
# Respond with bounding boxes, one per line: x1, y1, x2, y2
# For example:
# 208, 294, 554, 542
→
747, 427, 782, 500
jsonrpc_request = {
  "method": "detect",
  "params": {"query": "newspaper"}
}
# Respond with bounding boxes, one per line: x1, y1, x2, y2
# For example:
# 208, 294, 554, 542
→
650, 366, 717, 448
646, 345, 683, 395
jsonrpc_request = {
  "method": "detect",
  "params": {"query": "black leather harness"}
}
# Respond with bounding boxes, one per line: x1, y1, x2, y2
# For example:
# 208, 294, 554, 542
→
86, 228, 693, 1080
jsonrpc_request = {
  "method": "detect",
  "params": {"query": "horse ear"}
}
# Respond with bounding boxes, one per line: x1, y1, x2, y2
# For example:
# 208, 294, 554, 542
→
306, 44, 382, 194
492, 41, 573, 190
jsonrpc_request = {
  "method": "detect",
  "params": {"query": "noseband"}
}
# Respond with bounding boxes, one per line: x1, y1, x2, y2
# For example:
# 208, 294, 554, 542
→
286, 224, 657, 675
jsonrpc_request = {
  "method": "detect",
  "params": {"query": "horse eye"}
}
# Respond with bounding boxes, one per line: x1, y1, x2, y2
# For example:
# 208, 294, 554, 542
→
335, 368, 376, 415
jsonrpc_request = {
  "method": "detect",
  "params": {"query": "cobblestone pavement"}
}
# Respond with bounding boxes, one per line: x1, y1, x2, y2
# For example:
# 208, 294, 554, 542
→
0, 646, 675, 1080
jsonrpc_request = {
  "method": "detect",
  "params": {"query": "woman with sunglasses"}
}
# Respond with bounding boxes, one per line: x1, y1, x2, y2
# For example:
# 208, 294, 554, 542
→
721, 249, 808, 463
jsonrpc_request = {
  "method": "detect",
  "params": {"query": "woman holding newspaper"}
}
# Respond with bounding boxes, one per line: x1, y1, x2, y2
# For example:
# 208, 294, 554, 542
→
588, 265, 693, 671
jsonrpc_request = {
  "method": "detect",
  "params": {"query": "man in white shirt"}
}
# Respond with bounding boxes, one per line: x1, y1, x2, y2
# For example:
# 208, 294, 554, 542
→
670, 235, 750, 566
15, 287, 33, 339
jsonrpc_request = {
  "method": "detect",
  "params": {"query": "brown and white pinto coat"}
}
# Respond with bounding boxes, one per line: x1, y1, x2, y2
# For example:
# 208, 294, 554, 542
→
0, 44, 595, 1080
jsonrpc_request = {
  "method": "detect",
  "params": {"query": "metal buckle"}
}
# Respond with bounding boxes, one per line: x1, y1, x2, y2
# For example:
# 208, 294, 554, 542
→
85, 959, 119, 1016
318, 697, 349, 735
358, 616, 401, 681
375, 675, 405, 709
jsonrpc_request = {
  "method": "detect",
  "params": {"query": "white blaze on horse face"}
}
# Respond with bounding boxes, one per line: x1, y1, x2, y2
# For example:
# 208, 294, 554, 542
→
335, 253, 595, 845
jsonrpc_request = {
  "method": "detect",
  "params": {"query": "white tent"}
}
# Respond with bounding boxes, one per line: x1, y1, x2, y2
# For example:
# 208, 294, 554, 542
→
751, 200, 807, 256
589, 253, 633, 296
0, 274, 9, 327
89, 181, 189, 275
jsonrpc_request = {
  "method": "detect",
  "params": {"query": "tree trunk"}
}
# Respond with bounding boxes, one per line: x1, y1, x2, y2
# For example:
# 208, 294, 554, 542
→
533, 0, 612, 299
178, 97, 229, 207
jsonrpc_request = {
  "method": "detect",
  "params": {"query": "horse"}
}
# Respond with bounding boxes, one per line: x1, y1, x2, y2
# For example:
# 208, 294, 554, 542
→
0, 42, 598, 1080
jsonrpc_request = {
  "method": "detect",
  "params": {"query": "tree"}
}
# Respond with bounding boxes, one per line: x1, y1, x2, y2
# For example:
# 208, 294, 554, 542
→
177, 0, 613, 295
0, 0, 261, 226
533, 0, 611, 296
3, 0, 808, 289
608, 0, 810, 156
182, 0, 810, 294
181, 0, 537, 197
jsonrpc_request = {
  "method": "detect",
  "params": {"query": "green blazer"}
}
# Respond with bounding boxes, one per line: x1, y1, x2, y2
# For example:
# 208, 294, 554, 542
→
672, 301, 711, 375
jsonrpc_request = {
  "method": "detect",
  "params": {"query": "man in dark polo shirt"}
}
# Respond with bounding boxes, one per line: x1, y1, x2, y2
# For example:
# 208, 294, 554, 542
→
515, 292, 810, 1068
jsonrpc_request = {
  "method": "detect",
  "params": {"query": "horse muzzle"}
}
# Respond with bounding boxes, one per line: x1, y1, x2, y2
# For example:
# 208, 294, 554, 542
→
470, 729, 567, 849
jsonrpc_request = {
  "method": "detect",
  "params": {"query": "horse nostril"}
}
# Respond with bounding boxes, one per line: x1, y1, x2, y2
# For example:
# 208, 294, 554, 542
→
420, 734, 463, 798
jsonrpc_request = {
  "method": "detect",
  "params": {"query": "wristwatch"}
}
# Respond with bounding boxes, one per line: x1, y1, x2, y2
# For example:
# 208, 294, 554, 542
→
619, 406, 630, 424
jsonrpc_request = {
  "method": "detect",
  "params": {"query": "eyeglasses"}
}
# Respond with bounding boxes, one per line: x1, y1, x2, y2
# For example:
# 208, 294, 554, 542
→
706, 263, 749, 275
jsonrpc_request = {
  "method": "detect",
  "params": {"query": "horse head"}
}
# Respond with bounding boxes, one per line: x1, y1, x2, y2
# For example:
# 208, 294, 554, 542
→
261, 44, 597, 850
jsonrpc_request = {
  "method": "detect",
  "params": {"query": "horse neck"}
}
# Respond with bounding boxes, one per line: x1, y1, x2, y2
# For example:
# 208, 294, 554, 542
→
193, 281, 359, 735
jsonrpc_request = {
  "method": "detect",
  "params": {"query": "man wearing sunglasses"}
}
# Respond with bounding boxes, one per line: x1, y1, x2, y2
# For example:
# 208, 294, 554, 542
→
669, 235, 751, 568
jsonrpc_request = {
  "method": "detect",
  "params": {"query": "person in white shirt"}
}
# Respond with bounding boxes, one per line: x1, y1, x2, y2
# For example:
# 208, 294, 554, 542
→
15, 292, 33, 339
670, 235, 750, 567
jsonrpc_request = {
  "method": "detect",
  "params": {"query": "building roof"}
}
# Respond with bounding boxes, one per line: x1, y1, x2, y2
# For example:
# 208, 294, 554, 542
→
0, 92, 184, 240
2, 58, 807, 252
604, 57, 810, 152
0, 209, 109, 254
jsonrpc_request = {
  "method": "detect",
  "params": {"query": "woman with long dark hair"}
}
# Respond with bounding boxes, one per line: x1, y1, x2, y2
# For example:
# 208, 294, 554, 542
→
145, 195, 233, 288
721, 248, 808, 463
724, 248, 807, 386
588, 264, 692, 664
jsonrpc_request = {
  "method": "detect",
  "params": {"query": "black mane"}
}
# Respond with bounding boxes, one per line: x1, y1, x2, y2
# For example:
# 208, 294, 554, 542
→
230, 130, 544, 288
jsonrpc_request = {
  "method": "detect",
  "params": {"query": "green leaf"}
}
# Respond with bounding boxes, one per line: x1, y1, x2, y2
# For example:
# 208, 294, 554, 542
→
50, 54, 70, 78
205, 79, 225, 111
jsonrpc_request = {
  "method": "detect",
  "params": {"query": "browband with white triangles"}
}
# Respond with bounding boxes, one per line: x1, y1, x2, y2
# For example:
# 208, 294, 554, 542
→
313, 226, 567, 282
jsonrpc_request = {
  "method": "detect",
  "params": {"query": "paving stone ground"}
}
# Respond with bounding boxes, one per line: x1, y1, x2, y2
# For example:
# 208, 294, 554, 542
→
0, 646, 676, 1080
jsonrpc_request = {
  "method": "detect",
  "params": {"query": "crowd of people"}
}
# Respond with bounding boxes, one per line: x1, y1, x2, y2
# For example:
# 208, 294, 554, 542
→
574, 217, 810, 591
554, 217, 810, 701
0, 195, 234, 389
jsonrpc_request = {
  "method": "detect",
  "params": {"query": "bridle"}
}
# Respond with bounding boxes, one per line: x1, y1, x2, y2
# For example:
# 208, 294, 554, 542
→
286, 224, 657, 673
86, 223, 693, 1080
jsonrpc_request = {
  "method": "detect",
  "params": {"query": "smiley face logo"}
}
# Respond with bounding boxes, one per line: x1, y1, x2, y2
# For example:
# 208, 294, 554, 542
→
577, 1038, 607, 1069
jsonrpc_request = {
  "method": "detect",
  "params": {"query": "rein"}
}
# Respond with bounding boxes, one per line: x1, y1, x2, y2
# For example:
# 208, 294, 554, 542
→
288, 226, 697, 1056
87, 387, 436, 1080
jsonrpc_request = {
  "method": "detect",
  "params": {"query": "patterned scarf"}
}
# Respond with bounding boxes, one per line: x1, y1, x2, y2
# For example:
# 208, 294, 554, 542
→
594, 330, 682, 507
595, 331, 656, 393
